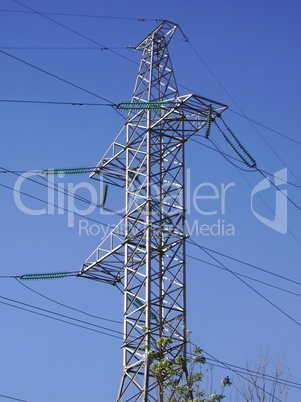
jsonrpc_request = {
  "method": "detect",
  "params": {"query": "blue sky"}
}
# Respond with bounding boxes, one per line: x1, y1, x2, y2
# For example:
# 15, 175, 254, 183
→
0, 0, 300, 401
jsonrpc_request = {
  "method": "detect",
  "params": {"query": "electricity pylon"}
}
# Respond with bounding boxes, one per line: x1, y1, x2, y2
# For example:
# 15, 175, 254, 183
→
78, 20, 227, 401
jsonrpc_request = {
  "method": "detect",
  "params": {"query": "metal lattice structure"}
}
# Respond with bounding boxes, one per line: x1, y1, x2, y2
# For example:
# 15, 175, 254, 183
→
78, 21, 227, 401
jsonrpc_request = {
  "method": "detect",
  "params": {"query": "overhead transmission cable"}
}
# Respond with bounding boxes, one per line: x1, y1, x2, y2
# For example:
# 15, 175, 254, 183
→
229, 109, 301, 146
0, 99, 111, 106
189, 239, 301, 328
186, 350, 298, 394
1, 164, 300, 289
0, 298, 123, 339
0, 294, 124, 339
200, 357, 301, 390
187, 245, 301, 287
10, 0, 138, 66
0, 8, 159, 21
7, 278, 301, 393
0, 166, 122, 227
2, 167, 301, 306
0, 46, 123, 50
0, 49, 115, 105
0, 180, 113, 229
0, 394, 28, 402
15, 278, 122, 324
187, 254, 301, 298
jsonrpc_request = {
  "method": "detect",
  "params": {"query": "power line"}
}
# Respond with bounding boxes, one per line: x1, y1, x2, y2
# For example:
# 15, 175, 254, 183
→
0, 165, 125, 222
202, 357, 301, 390
0, 8, 158, 21
189, 239, 301, 328
15, 277, 122, 324
5, 280, 301, 400
213, 145, 301, 246
189, 346, 283, 402
0, 99, 113, 106
196, 136, 255, 173
229, 109, 301, 146
187, 254, 301, 298
0, 180, 112, 228
0, 394, 28, 402
187, 242, 301, 287
186, 350, 300, 391
0, 294, 124, 339
7, 184, 301, 332
0, 49, 116, 105
10, 0, 139, 66
1, 180, 298, 393
0, 46, 132, 50
260, 167, 301, 190
4, 48, 298, 149
0, 299, 122, 340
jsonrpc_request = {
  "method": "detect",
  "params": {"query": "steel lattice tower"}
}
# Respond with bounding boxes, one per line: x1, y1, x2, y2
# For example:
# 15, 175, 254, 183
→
78, 21, 227, 401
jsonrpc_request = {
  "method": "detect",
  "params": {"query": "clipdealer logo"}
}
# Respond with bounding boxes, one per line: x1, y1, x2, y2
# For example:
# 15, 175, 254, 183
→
12, 168, 288, 236
12, 169, 237, 237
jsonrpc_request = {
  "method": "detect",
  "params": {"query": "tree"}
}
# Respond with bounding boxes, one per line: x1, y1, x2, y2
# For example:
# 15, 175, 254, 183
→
148, 335, 231, 401
234, 352, 290, 401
